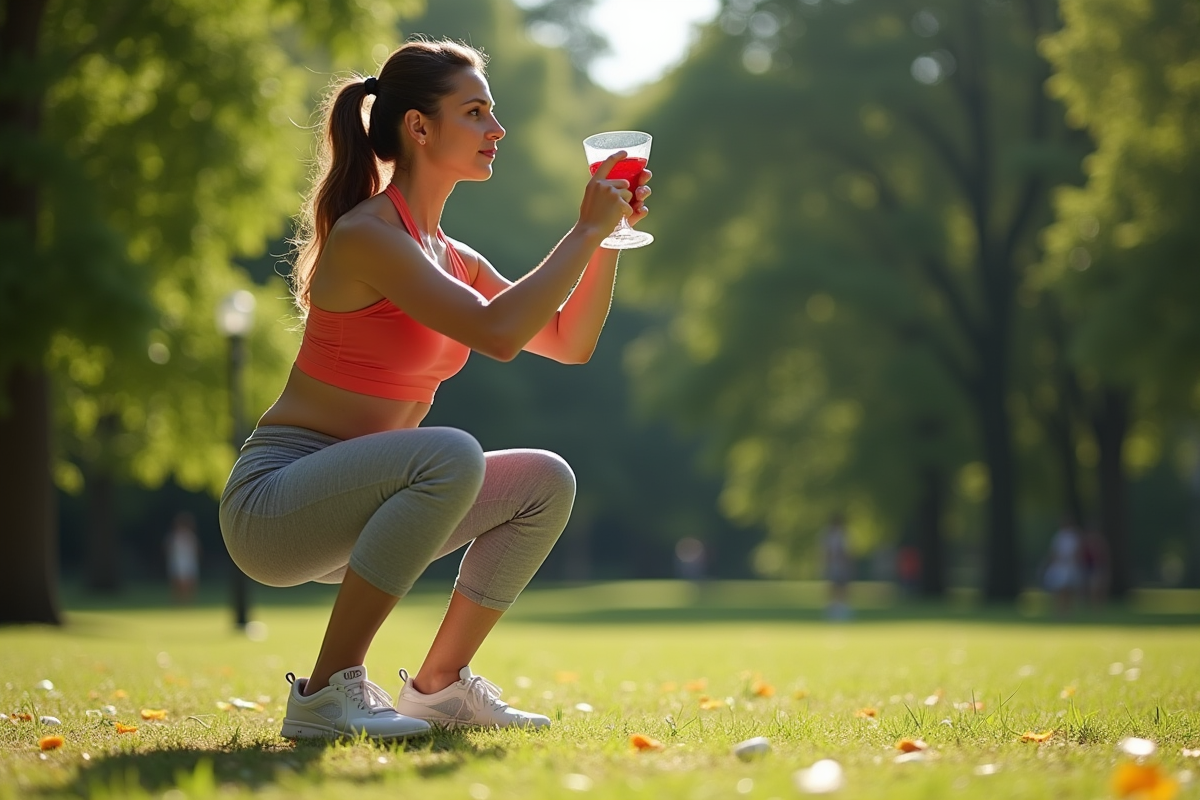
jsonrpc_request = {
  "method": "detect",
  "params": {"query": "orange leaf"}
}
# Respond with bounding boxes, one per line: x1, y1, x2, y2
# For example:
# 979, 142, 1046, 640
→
115, 722, 138, 734
660, 681, 678, 692
751, 680, 775, 698
896, 739, 929, 753
793, 688, 810, 700
140, 708, 167, 721
684, 679, 708, 692
112, 690, 128, 699
630, 733, 664, 751
1020, 730, 1055, 743
854, 707, 878, 718
698, 696, 726, 711
38, 735, 64, 751
1060, 686, 1076, 699
10, 713, 32, 722
1112, 762, 1178, 800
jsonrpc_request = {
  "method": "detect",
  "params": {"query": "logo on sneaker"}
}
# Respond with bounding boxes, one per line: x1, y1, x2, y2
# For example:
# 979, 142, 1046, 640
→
343, 669, 364, 680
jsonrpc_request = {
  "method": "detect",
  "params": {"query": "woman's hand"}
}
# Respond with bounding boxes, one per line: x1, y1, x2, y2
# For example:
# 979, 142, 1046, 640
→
628, 168, 652, 228
577, 151, 635, 237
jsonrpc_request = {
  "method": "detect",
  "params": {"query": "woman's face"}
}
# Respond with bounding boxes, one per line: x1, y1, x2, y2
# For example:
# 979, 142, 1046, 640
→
425, 68, 505, 181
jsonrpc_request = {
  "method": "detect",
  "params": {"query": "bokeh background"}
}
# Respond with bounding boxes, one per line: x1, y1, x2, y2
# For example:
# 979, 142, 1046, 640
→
2, 0, 1198, 623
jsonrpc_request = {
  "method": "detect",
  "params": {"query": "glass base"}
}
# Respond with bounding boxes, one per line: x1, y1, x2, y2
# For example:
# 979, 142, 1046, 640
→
600, 229, 654, 250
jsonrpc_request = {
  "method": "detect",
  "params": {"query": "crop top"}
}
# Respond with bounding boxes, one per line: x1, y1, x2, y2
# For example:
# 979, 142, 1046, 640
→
293, 184, 472, 403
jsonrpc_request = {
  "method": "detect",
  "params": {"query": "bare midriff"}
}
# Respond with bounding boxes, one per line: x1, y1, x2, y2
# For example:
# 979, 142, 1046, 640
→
257, 366, 430, 440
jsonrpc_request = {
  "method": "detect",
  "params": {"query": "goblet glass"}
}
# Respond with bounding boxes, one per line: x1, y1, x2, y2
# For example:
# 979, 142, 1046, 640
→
583, 130, 653, 250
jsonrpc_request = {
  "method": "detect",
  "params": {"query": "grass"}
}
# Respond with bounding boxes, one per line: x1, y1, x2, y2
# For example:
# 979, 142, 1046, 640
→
2, 580, 1199, 799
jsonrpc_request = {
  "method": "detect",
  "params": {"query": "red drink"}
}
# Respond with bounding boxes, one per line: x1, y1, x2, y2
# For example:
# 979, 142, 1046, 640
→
589, 157, 647, 187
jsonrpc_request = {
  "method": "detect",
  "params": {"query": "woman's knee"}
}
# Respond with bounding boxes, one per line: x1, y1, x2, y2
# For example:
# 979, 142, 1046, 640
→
426, 427, 487, 488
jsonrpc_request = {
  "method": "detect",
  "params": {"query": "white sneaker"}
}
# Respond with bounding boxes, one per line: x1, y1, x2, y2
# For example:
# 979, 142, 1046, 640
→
394, 666, 551, 729
280, 665, 431, 740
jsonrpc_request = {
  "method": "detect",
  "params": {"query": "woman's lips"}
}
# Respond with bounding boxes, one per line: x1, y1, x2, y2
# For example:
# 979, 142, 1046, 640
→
479, 149, 497, 158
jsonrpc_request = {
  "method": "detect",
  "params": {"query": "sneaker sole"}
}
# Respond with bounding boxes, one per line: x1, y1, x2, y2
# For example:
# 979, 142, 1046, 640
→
280, 718, 430, 740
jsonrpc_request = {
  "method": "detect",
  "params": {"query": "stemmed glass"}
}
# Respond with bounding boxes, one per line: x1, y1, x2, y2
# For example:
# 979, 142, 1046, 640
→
583, 130, 653, 250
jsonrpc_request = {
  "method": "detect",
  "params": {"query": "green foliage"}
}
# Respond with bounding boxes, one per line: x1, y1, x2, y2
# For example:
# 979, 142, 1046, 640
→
622, 0, 1076, 564
7, 0, 418, 495
1039, 0, 1200, 412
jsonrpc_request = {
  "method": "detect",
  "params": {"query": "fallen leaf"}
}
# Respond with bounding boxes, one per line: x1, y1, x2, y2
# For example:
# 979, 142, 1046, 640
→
115, 723, 138, 734
629, 733, 664, 751
38, 735, 64, 751
854, 707, 878, 718
1112, 762, 1178, 799
112, 690, 127, 699
896, 738, 929, 753
698, 695, 726, 711
684, 679, 708, 692
10, 713, 32, 722
140, 709, 167, 721
1021, 730, 1055, 743
751, 679, 775, 698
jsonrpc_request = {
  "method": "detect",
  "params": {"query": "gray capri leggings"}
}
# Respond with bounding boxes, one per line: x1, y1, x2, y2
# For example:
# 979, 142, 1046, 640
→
219, 425, 575, 610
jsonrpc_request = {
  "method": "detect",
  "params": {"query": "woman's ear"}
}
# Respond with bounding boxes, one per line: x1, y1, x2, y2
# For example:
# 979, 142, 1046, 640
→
403, 109, 428, 146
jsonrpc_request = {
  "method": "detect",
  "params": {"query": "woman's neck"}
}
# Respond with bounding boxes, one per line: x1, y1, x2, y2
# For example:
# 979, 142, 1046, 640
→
390, 166, 454, 243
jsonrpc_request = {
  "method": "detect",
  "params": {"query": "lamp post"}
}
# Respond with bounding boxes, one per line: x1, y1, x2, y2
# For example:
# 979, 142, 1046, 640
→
216, 290, 256, 630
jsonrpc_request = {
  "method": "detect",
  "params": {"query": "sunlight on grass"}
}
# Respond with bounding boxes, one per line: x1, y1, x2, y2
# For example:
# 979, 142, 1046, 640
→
2, 582, 1198, 799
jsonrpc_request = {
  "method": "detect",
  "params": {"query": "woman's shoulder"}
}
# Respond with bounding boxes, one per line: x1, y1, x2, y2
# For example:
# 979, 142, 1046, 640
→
326, 199, 423, 264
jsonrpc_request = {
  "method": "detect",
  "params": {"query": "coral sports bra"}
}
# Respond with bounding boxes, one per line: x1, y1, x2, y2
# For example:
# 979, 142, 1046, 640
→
294, 185, 472, 403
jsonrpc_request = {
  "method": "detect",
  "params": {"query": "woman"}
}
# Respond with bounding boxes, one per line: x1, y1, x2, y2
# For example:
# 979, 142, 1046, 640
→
218, 38, 650, 740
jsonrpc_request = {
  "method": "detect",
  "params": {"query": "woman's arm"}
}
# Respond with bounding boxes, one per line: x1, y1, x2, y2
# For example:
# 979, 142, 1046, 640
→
461, 171, 652, 364
341, 152, 635, 362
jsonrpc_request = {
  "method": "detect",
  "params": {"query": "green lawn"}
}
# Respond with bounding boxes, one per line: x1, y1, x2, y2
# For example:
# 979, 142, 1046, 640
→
2, 581, 1199, 799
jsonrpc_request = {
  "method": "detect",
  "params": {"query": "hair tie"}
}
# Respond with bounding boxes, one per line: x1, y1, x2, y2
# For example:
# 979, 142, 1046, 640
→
363, 76, 378, 96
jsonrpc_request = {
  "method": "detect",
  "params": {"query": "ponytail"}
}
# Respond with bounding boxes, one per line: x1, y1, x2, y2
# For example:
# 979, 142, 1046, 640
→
289, 38, 488, 317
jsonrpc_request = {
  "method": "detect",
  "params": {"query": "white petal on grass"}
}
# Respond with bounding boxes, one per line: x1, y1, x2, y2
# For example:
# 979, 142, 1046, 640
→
1182, 748, 1200, 758
975, 764, 1000, 776
1120, 737, 1157, 757
894, 751, 928, 764
1129, 648, 1144, 664
794, 759, 845, 794
923, 694, 940, 706
101, 705, 117, 716
85, 710, 102, 720
737, 777, 754, 794
35, 680, 54, 692
39, 716, 61, 726
563, 774, 594, 792
515, 676, 533, 689
733, 736, 771, 761
1124, 668, 1141, 681
574, 702, 594, 713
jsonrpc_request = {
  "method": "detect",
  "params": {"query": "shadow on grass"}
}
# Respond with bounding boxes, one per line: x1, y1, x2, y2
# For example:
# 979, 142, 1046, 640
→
48, 729, 503, 797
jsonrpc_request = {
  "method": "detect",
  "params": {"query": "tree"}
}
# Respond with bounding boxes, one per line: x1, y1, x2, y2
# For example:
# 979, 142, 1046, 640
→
0, 0, 416, 624
1039, 0, 1200, 593
620, 0, 1081, 599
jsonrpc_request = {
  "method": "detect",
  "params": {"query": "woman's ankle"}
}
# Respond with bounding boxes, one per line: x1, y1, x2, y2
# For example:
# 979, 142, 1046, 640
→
411, 668, 461, 695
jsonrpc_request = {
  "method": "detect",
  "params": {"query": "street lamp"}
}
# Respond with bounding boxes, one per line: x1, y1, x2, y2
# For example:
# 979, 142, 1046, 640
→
216, 289, 256, 630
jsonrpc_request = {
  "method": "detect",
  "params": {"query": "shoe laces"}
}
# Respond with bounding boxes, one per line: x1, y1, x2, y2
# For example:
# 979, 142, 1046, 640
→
465, 675, 508, 714
345, 678, 395, 714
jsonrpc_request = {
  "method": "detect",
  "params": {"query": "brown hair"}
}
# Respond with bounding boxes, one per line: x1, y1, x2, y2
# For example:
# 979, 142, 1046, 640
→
289, 38, 488, 316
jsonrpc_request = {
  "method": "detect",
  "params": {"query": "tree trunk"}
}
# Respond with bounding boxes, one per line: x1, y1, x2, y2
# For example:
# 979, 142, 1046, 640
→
1093, 387, 1131, 599
915, 465, 946, 597
0, 367, 61, 625
0, 0, 56, 625
979, 373, 1021, 601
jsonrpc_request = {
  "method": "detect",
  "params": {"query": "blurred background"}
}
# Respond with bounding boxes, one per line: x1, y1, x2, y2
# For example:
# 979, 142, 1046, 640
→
2, 0, 1198, 624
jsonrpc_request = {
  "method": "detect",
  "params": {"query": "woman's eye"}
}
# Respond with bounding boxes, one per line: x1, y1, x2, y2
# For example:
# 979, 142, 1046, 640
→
469, 109, 481, 116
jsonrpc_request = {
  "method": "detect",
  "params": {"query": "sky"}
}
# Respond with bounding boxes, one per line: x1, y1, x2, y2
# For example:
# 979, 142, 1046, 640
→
516, 0, 723, 95
586, 0, 721, 94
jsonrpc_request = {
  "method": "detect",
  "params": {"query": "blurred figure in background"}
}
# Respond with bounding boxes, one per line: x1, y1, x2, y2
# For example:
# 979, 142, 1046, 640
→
674, 537, 707, 582
165, 511, 200, 604
1043, 519, 1082, 616
897, 544, 921, 598
821, 513, 852, 621
1081, 525, 1109, 608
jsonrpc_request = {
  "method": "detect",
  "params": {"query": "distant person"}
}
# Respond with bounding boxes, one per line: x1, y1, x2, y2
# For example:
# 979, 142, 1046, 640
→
821, 514, 853, 620
165, 512, 200, 604
674, 537, 707, 581
1044, 521, 1083, 615
1081, 526, 1109, 607
897, 545, 921, 597
218, 39, 652, 741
